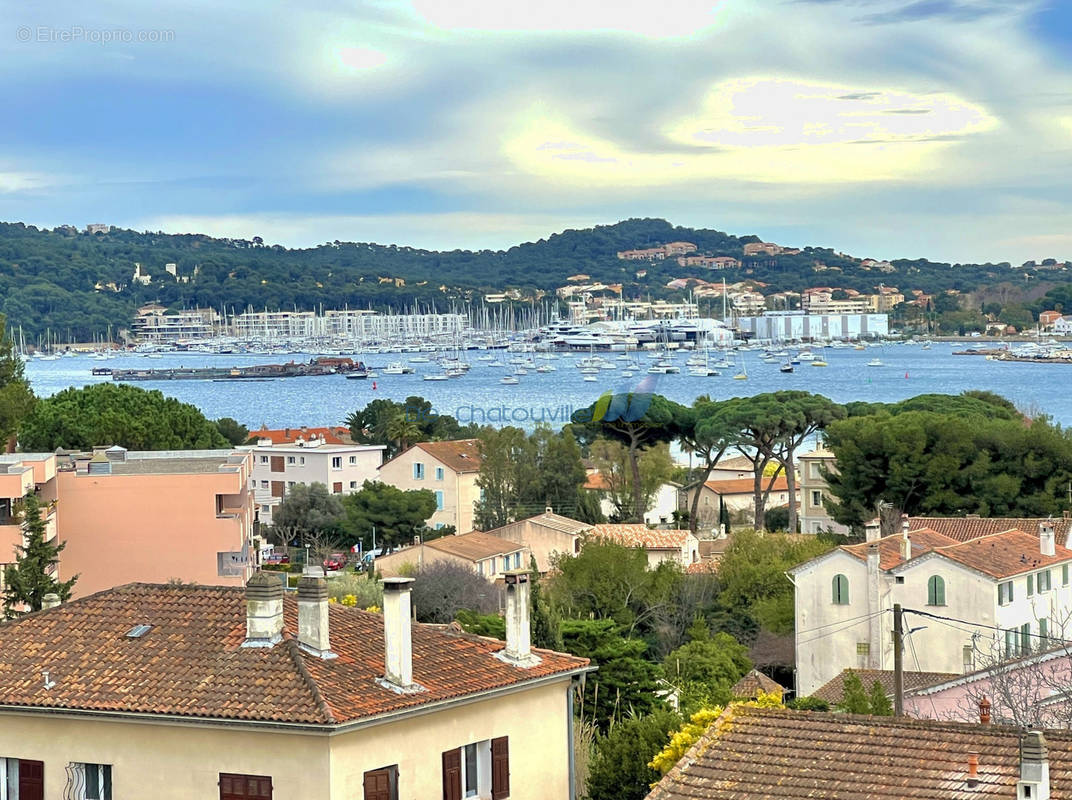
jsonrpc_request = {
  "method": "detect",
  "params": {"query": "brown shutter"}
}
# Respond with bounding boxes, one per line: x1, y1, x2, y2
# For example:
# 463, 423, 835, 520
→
270, 481, 285, 498
363, 767, 395, 800
19, 760, 45, 800
270, 456, 285, 473
442, 748, 462, 800
219, 773, 273, 800
333, 482, 343, 494
492, 736, 510, 799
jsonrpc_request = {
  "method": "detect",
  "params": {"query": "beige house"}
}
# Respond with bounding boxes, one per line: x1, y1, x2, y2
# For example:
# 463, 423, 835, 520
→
486, 511, 592, 573
373, 531, 529, 580
686, 476, 790, 531
798, 446, 849, 535
590, 524, 699, 569
377, 440, 482, 532
0, 573, 589, 800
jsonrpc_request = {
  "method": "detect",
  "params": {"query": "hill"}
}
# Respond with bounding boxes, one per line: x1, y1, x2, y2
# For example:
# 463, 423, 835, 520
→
0, 218, 1058, 342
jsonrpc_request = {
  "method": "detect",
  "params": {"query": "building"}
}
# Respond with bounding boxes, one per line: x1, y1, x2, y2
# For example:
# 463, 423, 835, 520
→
55, 447, 255, 598
485, 511, 592, 573
805, 298, 872, 315
686, 476, 791, 531
590, 524, 699, 568
616, 242, 696, 261
132, 306, 221, 343
646, 706, 1067, 800
730, 669, 784, 701
743, 242, 782, 256
247, 425, 353, 446
1054, 316, 1072, 335
248, 436, 385, 526
84, 223, 109, 234
739, 310, 889, 341
373, 531, 529, 580
377, 440, 482, 532
707, 455, 755, 481
0, 574, 590, 799
231, 309, 320, 340
811, 668, 956, 707
0, 454, 59, 602
906, 516, 1072, 548
798, 446, 850, 535
868, 290, 905, 312
584, 474, 682, 527
1040, 310, 1063, 329
791, 520, 1072, 696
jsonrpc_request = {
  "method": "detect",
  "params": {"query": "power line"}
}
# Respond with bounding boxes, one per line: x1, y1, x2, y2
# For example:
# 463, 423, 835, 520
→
796, 609, 887, 637
796, 610, 887, 646
902, 607, 1072, 648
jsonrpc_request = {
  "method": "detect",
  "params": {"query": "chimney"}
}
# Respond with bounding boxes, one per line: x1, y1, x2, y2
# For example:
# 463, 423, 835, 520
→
1040, 520, 1056, 557
864, 517, 881, 543
900, 514, 910, 535
381, 578, 421, 692
866, 543, 882, 669
500, 570, 541, 667
41, 593, 61, 610
966, 754, 979, 788
545, 506, 553, 514
242, 572, 283, 648
1018, 731, 1050, 800
900, 528, 911, 561
297, 573, 335, 659
979, 696, 991, 724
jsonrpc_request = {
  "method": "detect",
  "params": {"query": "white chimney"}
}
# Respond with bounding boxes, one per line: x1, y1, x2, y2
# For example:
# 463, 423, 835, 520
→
866, 543, 882, 669
500, 570, 541, 667
1040, 520, 1056, 557
864, 518, 881, 542
900, 514, 910, 535
900, 531, 911, 562
242, 572, 283, 647
381, 578, 422, 692
41, 593, 61, 610
1018, 730, 1050, 800
297, 574, 336, 659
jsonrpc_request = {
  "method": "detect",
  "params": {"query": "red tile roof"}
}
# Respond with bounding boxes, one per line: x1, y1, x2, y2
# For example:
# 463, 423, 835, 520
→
251, 426, 352, 445
811, 669, 957, 704
841, 528, 958, 570
584, 471, 611, 490
647, 706, 1072, 800
703, 476, 789, 495
910, 516, 1072, 544
590, 524, 691, 551
413, 439, 483, 473
0, 584, 588, 726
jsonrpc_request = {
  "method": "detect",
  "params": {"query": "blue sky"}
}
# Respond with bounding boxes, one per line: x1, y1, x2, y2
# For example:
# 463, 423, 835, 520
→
2, 0, 1070, 264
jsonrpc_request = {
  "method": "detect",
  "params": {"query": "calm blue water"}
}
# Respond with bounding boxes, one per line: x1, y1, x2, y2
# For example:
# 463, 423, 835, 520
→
22, 343, 1071, 430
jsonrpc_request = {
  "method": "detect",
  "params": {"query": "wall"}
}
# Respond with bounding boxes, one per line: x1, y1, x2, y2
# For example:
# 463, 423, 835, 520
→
491, 520, 581, 573
57, 466, 253, 597
0, 713, 330, 799
798, 457, 850, 536
378, 451, 478, 532
329, 678, 574, 800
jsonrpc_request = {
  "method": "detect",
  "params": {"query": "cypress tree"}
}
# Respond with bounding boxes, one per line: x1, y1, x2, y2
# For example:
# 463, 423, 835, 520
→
2, 494, 77, 617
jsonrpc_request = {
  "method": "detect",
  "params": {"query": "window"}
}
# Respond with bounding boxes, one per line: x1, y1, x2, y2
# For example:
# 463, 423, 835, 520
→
286, 456, 295, 465
436, 467, 445, 481
349, 481, 358, 490
442, 738, 508, 800
1, 759, 45, 800
260, 480, 268, 488
502, 556, 510, 572
1064, 564, 1069, 586
831, 574, 849, 605
1038, 570, 1052, 592
927, 575, 946, 606
1005, 628, 1019, 658
219, 773, 272, 800
259, 456, 269, 464
363, 765, 398, 800
856, 642, 870, 656
68, 763, 111, 800
1028, 574, 1035, 597
963, 645, 975, 672
331, 457, 342, 470
513, 552, 521, 569
435, 523, 444, 530
1040, 617, 1049, 644
299, 457, 305, 466
287, 481, 295, 488
349, 456, 358, 465
999, 581, 1014, 605
435, 490, 444, 511
413, 463, 425, 480
478, 560, 485, 576
261, 505, 270, 513
333, 482, 343, 494
810, 490, 822, 508
1021, 623, 1032, 655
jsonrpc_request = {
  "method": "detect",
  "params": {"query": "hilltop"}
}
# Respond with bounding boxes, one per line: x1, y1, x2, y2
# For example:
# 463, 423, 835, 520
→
0, 218, 1062, 341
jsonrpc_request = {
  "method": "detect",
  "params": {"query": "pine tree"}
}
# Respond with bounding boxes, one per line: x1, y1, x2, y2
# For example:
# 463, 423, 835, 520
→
529, 556, 562, 650
868, 680, 894, 716
2, 494, 77, 617
836, 670, 871, 714
0, 313, 35, 451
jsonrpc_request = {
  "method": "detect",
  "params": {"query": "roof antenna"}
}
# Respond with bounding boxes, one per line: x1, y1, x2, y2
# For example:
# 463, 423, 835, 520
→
42, 670, 56, 690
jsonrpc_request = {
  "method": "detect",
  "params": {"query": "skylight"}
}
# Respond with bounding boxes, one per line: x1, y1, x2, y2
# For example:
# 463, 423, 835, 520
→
125, 624, 153, 639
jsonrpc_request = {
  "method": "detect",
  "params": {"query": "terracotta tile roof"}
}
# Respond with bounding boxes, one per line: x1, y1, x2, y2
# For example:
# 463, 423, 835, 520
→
413, 439, 483, 473
685, 560, 720, 574
811, 669, 957, 704
910, 516, 1072, 544
252, 426, 352, 445
698, 538, 732, 559
646, 706, 1072, 800
731, 669, 784, 698
590, 524, 691, 551
712, 455, 755, 472
841, 528, 958, 570
0, 584, 588, 726
931, 529, 1072, 579
425, 531, 525, 561
703, 476, 789, 495
584, 471, 611, 490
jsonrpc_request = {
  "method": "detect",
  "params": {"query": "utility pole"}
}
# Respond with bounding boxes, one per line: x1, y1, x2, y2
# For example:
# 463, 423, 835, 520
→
893, 603, 904, 716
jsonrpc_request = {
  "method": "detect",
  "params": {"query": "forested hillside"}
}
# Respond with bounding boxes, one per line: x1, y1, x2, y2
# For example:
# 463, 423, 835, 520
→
0, 217, 1057, 341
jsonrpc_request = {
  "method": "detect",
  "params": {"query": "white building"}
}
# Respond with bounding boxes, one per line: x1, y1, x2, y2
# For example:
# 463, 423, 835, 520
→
248, 435, 386, 526
739, 310, 889, 341
1053, 316, 1072, 335
791, 521, 1072, 696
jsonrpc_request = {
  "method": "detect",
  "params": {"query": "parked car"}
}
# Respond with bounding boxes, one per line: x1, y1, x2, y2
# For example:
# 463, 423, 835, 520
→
323, 553, 348, 571
263, 553, 289, 566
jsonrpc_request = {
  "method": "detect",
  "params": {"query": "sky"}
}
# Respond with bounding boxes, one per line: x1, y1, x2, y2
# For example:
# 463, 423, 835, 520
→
2, 0, 1071, 264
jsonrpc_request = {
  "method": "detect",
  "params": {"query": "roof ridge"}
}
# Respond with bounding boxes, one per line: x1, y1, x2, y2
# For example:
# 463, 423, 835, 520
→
283, 638, 338, 725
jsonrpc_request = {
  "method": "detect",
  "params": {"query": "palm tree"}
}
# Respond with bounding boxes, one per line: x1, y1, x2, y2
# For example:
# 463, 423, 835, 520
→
385, 412, 420, 456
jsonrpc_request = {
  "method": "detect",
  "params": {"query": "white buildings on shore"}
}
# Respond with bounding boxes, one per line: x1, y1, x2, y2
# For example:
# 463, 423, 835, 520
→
739, 310, 888, 341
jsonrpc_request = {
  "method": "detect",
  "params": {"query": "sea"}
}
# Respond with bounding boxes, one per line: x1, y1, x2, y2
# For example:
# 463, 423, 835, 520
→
21, 343, 1072, 431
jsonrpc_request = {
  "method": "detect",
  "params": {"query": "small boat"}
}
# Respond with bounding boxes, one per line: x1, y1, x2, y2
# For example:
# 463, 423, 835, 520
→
423, 373, 449, 381
867, 358, 883, 367
514, 367, 528, 376
648, 362, 680, 374
410, 356, 431, 363
384, 362, 415, 375
810, 360, 829, 367
688, 367, 720, 377
854, 344, 866, 351
621, 371, 634, 377
583, 375, 598, 382
500, 375, 520, 385
780, 363, 794, 373
797, 351, 816, 362
535, 364, 555, 373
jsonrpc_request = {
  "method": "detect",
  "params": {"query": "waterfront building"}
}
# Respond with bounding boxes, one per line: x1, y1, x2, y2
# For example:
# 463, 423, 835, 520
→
376, 440, 483, 533
132, 305, 222, 342
791, 520, 1072, 696
0, 575, 589, 799
738, 310, 889, 341
231, 309, 319, 340
248, 435, 385, 526
322, 310, 467, 340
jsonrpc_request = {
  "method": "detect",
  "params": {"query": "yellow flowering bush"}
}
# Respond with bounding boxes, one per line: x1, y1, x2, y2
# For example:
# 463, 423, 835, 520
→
649, 691, 784, 776
365, 604, 382, 614
340, 594, 358, 607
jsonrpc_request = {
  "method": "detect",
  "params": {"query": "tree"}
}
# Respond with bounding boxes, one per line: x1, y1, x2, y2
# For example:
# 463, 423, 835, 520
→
529, 556, 562, 650
341, 480, 437, 552
384, 411, 421, 455
835, 670, 893, 715
2, 495, 77, 616
474, 426, 532, 529
214, 417, 249, 446
572, 393, 687, 522
345, 395, 478, 459
561, 618, 662, 730
0, 313, 35, 452
662, 625, 752, 710
410, 561, 500, 623
18, 383, 228, 451
588, 439, 674, 522
678, 397, 740, 533
586, 709, 683, 800
267, 483, 345, 546
453, 608, 506, 639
